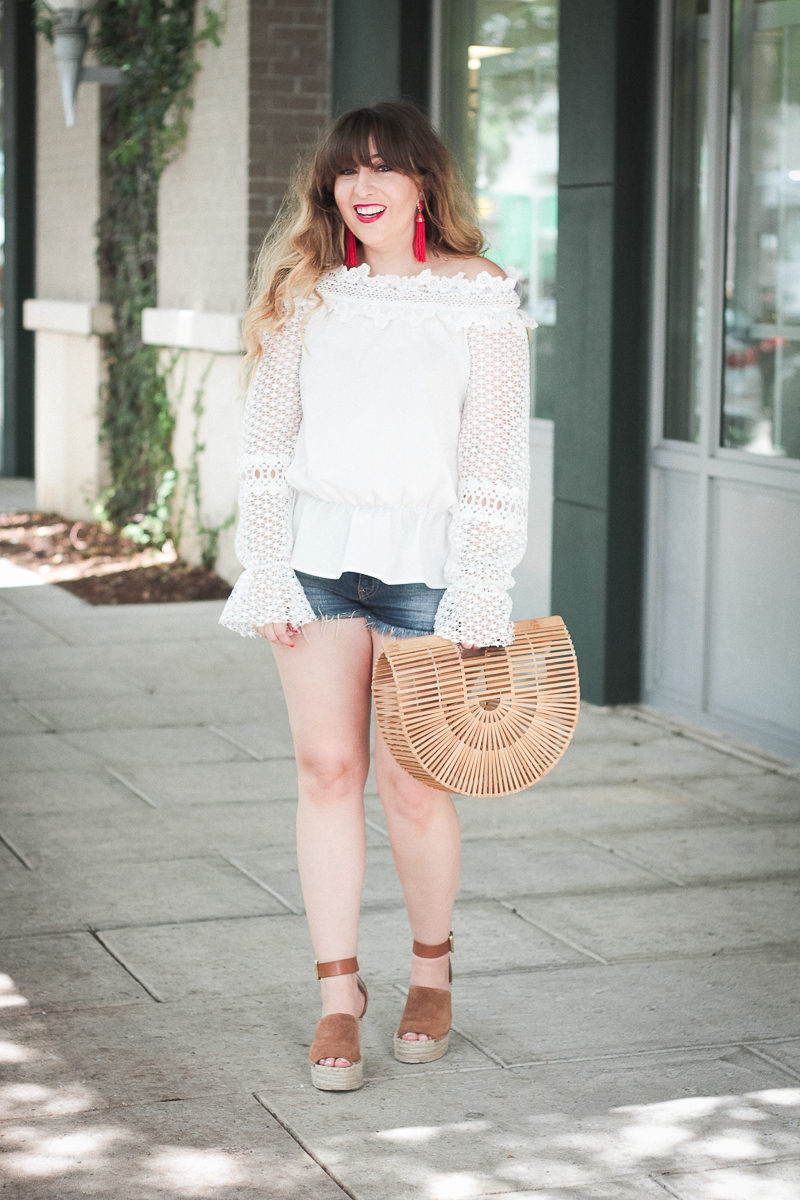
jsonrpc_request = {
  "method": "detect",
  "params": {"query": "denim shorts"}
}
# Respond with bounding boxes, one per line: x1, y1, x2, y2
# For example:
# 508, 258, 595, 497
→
295, 570, 445, 639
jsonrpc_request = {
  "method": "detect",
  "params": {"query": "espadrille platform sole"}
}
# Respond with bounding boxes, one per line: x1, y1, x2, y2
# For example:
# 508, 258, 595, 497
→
309, 957, 367, 1092
393, 1029, 450, 1063
394, 934, 454, 1065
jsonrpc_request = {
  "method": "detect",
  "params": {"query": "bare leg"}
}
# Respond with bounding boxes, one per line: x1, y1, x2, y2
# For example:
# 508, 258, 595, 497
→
370, 630, 461, 1038
273, 618, 374, 1066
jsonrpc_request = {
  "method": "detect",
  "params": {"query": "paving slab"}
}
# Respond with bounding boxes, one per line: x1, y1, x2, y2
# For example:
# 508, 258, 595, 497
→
749, 1040, 800, 1078
547, 735, 763, 787
62, 638, 245, 696
457, 832, 667, 895
0, 767, 141, 813
0, 797, 306, 866
0, 607, 68, 649
210, 719, 300, 760
455, 781, 729, 840
0, 857, 285, 935
0, 839, 30, 875
568, 706, 665, 744
117, 759, 300, 805
30, 686, 284, 733
259, 1049, 800, 1197
449, 952, 800, 1064
658, 1158, 800, 1200
0, 661, 144, 700
79, 640, 249, 694
230, 833, 670, 912
229, 844, 407, 912
0, 1091, 346, 1200
592, 821, 800, 884
46, 598, 231, 646
0, 700, 51, 734
99, 900, 589, 1003
0, 932, 149, 1009
238, 832, 661, 918
672, 772, 800, 822
58, 725, 252, 767
0, 983, 491, 1120
510, 880, 800, 960
469, 1181, 671, 1199
0, 732, 100, 772
0, 579, 87, 616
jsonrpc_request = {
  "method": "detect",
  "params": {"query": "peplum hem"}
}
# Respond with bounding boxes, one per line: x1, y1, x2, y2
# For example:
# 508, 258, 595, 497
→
290, 494, 450, 589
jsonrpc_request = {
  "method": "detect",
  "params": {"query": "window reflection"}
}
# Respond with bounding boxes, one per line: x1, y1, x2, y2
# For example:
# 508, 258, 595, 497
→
723, 0, 800, 458
444, 1, 559, 418
664, 0, 709, 444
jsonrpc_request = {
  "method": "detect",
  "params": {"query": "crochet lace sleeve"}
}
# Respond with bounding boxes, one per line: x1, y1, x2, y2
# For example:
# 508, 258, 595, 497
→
434, 320, 531, 647
219, 315, 317, 638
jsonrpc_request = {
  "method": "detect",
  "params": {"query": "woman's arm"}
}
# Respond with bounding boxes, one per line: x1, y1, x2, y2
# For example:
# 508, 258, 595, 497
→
434, 319, 531, 647
219, 314, 317, 638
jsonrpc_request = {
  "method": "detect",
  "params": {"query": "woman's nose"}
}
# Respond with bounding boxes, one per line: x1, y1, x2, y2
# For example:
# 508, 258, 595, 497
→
353, 166, 375, 194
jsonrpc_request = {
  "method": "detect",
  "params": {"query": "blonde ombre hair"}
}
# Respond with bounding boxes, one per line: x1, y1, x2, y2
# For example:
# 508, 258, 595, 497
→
241, 101, 484, 373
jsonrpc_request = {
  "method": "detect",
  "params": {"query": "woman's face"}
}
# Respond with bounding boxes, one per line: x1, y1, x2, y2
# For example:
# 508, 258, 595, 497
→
334, 139, 420, 257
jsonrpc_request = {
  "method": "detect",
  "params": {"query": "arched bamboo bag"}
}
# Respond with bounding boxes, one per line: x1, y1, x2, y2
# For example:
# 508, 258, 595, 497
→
372, 618, 580, 797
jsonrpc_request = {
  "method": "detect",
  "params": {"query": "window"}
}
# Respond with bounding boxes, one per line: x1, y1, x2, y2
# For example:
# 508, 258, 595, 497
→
722, 0, 800, 458
441, 0, 559, 417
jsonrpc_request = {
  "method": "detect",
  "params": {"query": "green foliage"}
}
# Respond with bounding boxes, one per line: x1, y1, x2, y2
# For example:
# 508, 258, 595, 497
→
81, 0, 223, 542
174, 356, 236, 570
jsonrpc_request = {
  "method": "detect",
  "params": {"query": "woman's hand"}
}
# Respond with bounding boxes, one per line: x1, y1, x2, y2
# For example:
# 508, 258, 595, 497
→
255, 621, 298, 647
459, 643, 482, 657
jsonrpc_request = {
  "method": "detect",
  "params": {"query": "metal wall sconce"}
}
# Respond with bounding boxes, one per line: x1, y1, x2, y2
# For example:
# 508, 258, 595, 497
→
43, 1, 123, 127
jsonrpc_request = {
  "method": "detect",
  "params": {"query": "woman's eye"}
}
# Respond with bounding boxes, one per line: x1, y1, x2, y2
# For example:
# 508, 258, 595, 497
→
375, 164, 391, 172
339, 167, 356, 176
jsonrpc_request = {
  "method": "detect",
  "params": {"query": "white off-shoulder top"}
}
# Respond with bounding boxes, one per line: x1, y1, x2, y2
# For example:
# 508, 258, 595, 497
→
220, 264, 533, 646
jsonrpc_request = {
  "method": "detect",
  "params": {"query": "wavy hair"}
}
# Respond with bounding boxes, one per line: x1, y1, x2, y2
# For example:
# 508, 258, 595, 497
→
241, 101, 484, 371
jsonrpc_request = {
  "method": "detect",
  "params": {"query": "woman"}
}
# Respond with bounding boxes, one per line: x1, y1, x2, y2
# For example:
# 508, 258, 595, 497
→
221, 101, 531, 1091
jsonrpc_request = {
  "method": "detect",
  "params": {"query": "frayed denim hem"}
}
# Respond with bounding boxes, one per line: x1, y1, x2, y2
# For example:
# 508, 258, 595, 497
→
365, 617, 432, 640
311, 612, 430, 640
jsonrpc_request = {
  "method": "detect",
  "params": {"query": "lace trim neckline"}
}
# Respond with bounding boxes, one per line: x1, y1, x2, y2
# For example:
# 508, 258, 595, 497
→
327, 264, 518, 293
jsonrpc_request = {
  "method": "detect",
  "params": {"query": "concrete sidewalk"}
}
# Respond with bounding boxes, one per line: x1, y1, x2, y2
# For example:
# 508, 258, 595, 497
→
1, 568, 799, 1198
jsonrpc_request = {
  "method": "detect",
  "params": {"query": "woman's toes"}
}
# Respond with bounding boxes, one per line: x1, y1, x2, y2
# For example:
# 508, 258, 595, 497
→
317, 1056, 352, 1068
402, 1032, 431, 1042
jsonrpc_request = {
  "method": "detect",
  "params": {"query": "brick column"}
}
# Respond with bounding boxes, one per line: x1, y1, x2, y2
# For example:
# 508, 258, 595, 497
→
248, 0, 332, 261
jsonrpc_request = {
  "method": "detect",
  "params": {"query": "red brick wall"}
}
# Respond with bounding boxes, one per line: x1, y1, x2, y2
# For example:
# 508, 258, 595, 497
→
248, 0, 332, 264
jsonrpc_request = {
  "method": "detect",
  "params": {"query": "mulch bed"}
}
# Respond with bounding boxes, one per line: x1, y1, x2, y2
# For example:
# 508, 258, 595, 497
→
0, 511, 232, 605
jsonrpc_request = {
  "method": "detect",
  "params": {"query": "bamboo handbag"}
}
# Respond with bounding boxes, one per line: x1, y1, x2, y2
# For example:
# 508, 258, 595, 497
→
372, 617, 579, 797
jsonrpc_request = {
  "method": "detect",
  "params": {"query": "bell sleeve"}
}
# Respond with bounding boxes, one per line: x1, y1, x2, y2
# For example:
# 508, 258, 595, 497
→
433, 317, 531, 647
219, 314, 317, 637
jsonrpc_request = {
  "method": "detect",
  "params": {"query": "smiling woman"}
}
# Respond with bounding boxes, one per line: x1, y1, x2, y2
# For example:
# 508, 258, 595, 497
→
335, 150, 421, 269
220, 100, 532, 1092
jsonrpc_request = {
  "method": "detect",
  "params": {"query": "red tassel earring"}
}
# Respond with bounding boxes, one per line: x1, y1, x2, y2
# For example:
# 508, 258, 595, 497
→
414, 198, 426, 263
345, 229, 358, 268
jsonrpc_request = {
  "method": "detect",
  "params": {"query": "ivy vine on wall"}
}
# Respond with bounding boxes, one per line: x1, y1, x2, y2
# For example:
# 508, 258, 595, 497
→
37, 0, 223, 546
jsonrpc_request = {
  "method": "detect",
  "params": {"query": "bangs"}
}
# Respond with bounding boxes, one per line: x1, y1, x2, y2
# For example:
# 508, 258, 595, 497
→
317, 108, 423, 187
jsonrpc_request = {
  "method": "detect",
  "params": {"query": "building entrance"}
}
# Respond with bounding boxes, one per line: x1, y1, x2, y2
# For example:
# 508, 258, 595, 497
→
645, 0, 800, 758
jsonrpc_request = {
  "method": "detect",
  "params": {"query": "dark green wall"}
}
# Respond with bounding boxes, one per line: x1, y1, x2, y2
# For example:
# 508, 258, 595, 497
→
551, 0, 657, 704
2, 0, 37, 478
332, 0, 431, 114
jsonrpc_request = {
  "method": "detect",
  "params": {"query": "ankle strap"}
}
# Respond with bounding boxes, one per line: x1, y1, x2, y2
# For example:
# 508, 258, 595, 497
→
315, 956, 359, 980
412, 932, 454, 958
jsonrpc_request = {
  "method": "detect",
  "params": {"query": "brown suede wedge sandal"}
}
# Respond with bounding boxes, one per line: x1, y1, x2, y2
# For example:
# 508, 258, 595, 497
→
393, 932, 454, 1064
309, 957, 368, 1092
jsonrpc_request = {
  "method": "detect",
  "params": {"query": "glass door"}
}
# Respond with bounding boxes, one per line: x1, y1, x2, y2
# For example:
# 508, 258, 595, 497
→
645, 0, 800, 759
722, 0, 800, 458
440, 0, 559, 418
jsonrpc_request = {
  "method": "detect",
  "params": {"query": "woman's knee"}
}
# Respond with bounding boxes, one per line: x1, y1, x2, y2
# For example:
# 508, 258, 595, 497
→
379, 770, 443, 831
296, 749, 369, 799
